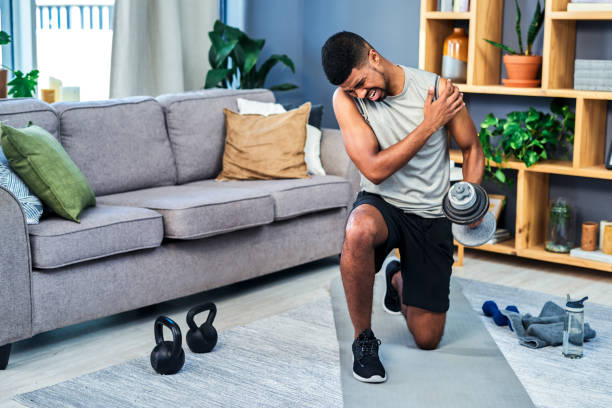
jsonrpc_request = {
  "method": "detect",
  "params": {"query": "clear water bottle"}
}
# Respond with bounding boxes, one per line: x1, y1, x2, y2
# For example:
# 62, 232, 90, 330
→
562, 295, 588, 359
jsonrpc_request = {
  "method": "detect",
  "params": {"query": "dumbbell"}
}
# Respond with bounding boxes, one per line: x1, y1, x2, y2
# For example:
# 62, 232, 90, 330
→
186, 302, 218, 353
442, 181, 496, 247
150, 316, 185, 375
482, 300, 519, 331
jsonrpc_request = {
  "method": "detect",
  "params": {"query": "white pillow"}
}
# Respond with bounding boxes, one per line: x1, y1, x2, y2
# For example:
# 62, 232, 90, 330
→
236, 98, 326, 176
236, 98, 286, 116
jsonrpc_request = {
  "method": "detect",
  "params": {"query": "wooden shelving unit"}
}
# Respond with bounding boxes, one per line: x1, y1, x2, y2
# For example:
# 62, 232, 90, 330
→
420, 0, 612, 272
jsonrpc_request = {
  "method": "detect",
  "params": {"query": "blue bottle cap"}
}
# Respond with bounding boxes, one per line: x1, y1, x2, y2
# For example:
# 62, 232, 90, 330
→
566, 295, 588, 310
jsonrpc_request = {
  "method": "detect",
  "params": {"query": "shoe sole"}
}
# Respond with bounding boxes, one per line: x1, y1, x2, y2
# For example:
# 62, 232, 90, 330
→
352, 355, 387, 383
380, 256, 402, 316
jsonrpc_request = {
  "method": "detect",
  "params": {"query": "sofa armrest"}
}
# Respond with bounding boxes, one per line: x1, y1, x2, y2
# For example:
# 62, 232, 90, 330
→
0, 185, 33, 347
320, 128, 361, 203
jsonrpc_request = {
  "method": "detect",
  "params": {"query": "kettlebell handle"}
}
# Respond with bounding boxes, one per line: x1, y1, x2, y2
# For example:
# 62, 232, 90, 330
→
187, 302, 217, 331
154, 316, 182, 360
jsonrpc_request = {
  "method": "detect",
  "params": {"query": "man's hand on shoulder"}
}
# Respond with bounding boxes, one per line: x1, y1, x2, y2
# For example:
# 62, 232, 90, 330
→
422, 78, 464, 133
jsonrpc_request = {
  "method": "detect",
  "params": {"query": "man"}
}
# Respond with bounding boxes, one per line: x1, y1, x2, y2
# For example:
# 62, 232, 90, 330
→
321, 31, 484, 383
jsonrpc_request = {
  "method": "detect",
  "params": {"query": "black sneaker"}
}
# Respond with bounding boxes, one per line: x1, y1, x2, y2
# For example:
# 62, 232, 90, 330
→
352, 329, 386, 383
381, 257, 402, 315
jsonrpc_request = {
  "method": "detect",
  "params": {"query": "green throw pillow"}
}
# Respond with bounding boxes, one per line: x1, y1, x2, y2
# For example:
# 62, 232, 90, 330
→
0, 123, 95, 222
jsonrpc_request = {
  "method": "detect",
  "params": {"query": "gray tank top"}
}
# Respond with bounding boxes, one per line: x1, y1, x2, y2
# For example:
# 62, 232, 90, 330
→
354, 65, 450, 218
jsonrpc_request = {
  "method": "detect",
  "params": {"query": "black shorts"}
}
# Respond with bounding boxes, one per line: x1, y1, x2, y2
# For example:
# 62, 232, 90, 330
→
352, 191, 454, 313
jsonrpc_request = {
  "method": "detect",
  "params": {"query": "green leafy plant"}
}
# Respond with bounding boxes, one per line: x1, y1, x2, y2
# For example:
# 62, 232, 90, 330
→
484, 0, 545, 55
0, 30, 39, 98
478, 101, 575, 186
7, 69, 39, 98
205, 20, 297, 91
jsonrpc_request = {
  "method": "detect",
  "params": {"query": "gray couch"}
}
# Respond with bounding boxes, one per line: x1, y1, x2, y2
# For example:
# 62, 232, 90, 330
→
0, 88, 360, 369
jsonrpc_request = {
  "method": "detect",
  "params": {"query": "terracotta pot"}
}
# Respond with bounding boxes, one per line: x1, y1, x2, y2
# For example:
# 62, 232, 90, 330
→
442, 28, 468, 83
0, 69, 7, 98
503, 55, 542, 81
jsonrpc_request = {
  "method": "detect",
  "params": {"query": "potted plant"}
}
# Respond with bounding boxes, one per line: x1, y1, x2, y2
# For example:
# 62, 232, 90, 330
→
0, 30, 39, 98
478, 101, 574, 186
205, 20, 297, 91
484, 0, 545, 87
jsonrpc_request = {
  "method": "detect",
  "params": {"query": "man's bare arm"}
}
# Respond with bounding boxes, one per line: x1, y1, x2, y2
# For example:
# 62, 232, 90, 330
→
333, 81, 464, 185
441, 79, 484, 184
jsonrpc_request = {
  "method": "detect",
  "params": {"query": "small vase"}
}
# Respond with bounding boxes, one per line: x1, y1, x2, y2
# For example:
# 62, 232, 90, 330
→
442, 28, 468, 83
546, 197, 574, 253
580, 222, 597, 251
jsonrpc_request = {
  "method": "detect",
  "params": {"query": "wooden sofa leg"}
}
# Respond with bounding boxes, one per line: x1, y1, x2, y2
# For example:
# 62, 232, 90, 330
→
0, 343, 11, 370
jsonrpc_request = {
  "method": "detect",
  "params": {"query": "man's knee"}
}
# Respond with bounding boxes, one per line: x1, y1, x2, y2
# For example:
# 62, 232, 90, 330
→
344, 207, 385, 250
413, 331, 442, 350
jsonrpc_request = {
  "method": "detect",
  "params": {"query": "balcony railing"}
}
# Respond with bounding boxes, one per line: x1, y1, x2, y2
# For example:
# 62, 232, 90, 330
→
36, 4, 113, 30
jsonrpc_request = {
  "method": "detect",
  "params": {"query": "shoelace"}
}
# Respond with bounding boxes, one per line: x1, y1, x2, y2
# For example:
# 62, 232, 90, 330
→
358, 337, 381, 359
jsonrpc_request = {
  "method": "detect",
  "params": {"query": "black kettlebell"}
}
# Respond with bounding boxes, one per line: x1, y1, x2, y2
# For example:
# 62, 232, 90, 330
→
150, 316, 185, 375
186, 302, 218, 353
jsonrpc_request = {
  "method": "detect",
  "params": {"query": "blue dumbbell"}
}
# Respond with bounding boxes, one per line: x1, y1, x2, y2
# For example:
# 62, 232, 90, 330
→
482, 301, 519, 331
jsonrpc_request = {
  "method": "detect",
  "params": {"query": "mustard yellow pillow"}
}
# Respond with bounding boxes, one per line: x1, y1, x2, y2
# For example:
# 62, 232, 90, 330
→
216, 102, 311, 180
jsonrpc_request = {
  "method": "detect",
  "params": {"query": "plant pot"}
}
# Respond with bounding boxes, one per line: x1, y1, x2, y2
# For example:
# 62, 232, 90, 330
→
502, 55, 542, 87
0, 69, 7, 98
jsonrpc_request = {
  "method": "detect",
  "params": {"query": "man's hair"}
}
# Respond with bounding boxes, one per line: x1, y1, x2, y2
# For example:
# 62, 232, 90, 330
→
321, 31, 372, 85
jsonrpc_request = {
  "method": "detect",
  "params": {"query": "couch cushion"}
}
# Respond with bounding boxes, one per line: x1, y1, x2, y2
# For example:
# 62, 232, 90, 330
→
28, 205, 163, 269
156, 89, 275, 184
53, 97, 177, 196
0, 98, 59, 138
96, 184, 274, 239
1, 123, 96, 222
187, 176, 351, 221
217, 103, 310, 181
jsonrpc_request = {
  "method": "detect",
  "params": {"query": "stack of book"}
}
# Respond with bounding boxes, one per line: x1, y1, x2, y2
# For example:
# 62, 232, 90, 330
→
567, 0, 612, 11
487, 229, 512, 245
574, 59, 612, 92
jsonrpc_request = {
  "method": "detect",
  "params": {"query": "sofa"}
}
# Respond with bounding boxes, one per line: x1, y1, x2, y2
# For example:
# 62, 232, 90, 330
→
0, 88, 360, 369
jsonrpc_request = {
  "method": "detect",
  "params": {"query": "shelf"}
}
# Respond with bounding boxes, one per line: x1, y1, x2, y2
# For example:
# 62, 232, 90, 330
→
457, 84, 612, 100
450, 150, 612, 180
475, 238, 516, 255
454, 238, 516, 255
550, 11, 612, 20
519, 245, 612, 273
425, 11, 471, 20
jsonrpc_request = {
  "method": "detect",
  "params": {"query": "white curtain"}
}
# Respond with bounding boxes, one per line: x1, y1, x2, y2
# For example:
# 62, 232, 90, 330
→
110, 0, 218, 98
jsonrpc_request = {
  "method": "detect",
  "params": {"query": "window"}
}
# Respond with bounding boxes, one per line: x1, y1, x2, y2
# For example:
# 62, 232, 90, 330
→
36, 0, 114, 101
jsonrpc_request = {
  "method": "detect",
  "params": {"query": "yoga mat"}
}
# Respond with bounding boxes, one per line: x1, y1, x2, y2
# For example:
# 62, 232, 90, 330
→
330, 274, 535, 407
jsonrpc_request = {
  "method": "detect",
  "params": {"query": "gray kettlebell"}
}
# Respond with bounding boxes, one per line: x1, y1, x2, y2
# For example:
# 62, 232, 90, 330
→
186, 302, 218, 353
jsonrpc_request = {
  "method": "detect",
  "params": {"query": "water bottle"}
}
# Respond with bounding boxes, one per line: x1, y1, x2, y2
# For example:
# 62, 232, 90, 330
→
562, 294, 588, 359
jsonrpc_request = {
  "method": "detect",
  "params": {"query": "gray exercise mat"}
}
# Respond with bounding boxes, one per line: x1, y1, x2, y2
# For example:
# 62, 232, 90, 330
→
330, 274, 535, 407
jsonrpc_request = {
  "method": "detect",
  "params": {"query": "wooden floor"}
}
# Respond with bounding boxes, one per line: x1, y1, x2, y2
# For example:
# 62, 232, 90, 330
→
1, 250, 611, 407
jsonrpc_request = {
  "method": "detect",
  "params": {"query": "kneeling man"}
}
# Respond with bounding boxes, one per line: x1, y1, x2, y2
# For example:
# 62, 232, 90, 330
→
321, 31, 484, 383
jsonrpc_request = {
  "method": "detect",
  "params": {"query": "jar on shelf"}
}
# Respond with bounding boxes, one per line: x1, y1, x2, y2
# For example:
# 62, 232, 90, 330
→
442, 27, 468, 83
546, 197, 575, 253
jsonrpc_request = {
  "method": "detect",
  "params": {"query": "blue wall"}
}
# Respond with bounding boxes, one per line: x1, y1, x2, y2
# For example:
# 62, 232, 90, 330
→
239, 0, 612, 239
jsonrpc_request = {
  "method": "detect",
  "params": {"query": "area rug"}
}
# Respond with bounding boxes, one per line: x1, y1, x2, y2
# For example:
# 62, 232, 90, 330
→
331, 275, 535, 408
14, 297, 342, 408
456, 277, 612, 408
14, 276, 612, 408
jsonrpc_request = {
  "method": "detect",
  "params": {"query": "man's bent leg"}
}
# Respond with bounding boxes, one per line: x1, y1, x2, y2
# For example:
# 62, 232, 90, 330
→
391, 272, 446, 350
340, 204, 389, 339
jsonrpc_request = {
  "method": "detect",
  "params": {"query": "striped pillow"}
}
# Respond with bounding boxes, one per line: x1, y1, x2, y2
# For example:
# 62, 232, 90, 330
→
0, 148, 43, 224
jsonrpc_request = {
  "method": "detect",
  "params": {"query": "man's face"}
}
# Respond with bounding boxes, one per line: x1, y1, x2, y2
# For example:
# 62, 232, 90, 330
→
339, 50, 388, 101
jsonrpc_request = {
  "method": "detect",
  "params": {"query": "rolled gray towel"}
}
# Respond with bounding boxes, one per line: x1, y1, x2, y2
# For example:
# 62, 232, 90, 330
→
500, 301, 597, 349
